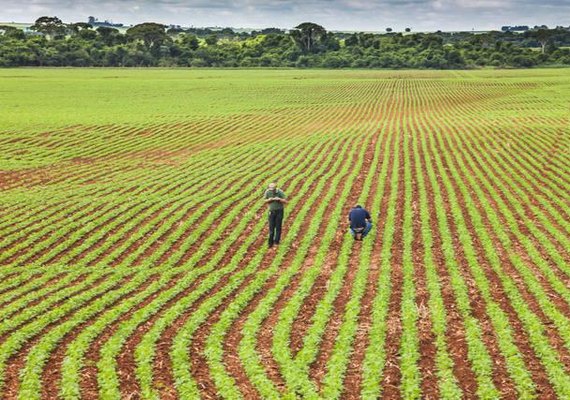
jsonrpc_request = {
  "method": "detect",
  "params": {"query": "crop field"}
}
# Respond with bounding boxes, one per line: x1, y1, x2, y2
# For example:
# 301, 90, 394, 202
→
0, 68, 569, 399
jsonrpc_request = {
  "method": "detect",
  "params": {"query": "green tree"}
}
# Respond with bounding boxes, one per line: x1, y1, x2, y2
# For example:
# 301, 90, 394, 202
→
126, 23, 169, 50
179, 33, 200, 50
534, 29, 551, 54
0, 26, 26, 40
205, 34, 218, 46
290, 22, 327, 52
96, 27, 122, 46
30, 16, 66, 40
68, 22, 92, 35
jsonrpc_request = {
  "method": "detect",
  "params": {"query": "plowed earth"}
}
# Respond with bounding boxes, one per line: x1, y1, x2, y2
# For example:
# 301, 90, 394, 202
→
0, 69, 569, 399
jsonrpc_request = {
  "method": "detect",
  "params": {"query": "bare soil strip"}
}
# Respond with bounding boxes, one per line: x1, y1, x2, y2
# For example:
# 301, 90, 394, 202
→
310, 134, 382, 390
441, 131, 570, 377
40, 273, 159, 399
378, 129, 405, 400
1, 273, 133, 399
214, 181, 343, 396
341, 132, 396, 398
433, 128, 559, 397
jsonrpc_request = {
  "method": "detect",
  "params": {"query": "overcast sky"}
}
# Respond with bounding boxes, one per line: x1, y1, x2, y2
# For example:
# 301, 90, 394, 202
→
1, 0, 568, 31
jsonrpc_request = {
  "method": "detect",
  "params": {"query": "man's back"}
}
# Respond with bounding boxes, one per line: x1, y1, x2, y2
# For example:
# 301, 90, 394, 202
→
349, 207, 370, 229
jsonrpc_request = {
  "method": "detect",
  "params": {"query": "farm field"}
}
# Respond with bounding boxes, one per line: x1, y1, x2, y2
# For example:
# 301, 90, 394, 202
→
0, 68, 569, 399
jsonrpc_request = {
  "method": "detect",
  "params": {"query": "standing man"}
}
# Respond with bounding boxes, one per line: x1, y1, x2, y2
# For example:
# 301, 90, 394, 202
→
348, 204, 372, 241
264, 182, 287, 248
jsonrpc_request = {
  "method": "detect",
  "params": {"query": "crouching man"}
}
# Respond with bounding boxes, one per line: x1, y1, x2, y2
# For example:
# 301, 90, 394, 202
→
348, 204, 372, 241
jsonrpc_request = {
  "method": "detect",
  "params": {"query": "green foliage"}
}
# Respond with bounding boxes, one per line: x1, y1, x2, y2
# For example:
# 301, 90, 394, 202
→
2, 18, 570, 68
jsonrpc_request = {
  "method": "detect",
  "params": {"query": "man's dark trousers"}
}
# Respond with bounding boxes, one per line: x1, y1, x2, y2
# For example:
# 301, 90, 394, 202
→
268, 209, 284, 246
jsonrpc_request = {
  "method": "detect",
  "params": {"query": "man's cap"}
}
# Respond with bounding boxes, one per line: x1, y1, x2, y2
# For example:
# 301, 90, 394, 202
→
268, 182, 277, 189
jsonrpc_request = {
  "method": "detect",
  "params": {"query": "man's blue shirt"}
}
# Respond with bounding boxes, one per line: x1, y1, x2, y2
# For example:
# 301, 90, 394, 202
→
348, 207, 371, 229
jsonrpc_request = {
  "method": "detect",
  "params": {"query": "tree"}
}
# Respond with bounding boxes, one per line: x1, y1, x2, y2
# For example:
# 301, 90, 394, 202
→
205, 34, 218, 46
405, 27, 411, 33
290, 22, 326, 52
534, 29, 551, 54
96, 26, 121, 46
166, 27, 185, 36
68, 22, 92, 35
179, 33, 199, 50
30, 16, 66, 40
126, 23, 168, 49
0, 26, 26, 40
386, 27, 393, 33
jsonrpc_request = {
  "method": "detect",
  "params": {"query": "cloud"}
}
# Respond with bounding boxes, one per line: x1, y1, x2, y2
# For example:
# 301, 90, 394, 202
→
0, 0, 568, 31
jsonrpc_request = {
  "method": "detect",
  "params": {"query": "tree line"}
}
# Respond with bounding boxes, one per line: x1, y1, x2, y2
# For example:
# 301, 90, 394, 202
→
1, 17, 569, 68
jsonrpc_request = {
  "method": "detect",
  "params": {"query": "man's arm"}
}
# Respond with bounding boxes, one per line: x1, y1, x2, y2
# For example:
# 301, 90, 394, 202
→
264, 191, 281, 203
277, 190, 288, 203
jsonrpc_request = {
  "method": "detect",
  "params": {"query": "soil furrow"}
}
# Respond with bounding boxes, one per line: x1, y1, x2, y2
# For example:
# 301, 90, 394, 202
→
378, 129, 405, 400
215, 135, 360, 398
309, 134, 381, 390
1, 272, 133, 399
341, 131, 395, 398
40, 273, 160, 399
433, 127, 559, 397
440, 130, 570, 377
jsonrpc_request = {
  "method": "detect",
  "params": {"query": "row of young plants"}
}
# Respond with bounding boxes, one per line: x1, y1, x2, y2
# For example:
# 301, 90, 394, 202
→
117, 140, 306, 268
319, 125, 390, 399
458, 124, 570, 301
393, 121, 422, 399
203, 133, 364, 399
0, 100, 350, 266
0, 268, 132, 396
61, 135, 337, 399
448, 98, 570, 236
499, 123, 569, 209
433, 120, 570, 397
359, 118, 402, 398
0, 111, 253, 244
132, 135, 341, 397
415, 118, 502, 399
0, 268, 68, 310
267, 131, 373, 399
168, 133, 355, 399
433, 92, 570, 299
68, 139, 300, 268
427, 122, 539, 399
410, 121, 463, 399
470, 123, 570, 277
3, 131, 320, 396
419, 79, 569, 282
0, 136, 270, 266
0, 269, 86, 322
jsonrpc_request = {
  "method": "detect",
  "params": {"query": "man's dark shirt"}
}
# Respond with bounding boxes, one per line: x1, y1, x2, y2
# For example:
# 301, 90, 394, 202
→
348, 207, 371, 229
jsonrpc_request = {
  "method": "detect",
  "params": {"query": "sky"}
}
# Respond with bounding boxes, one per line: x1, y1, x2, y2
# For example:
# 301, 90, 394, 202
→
1, 0, 569, 32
